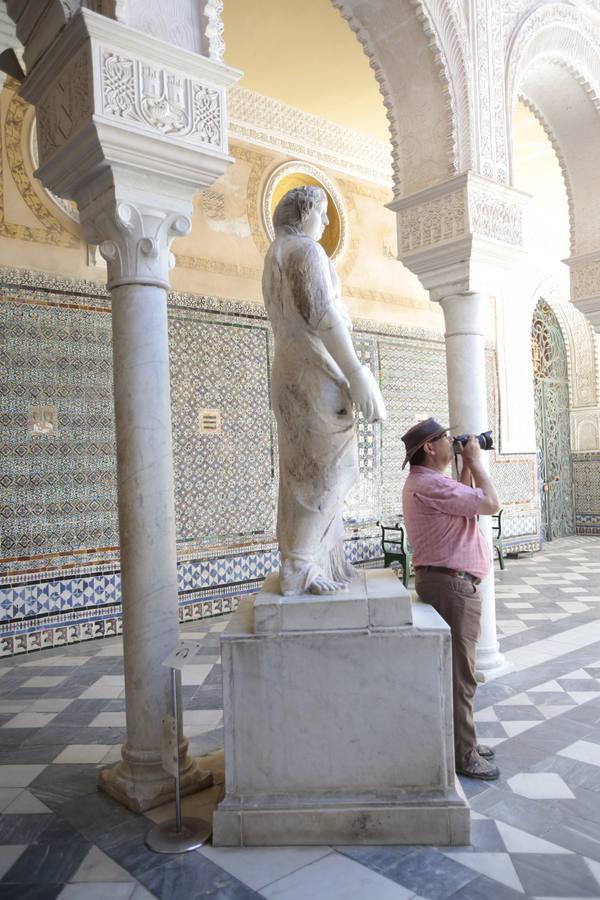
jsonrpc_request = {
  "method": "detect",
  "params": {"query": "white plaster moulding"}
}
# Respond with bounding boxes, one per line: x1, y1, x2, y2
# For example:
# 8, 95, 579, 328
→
396, 234, 527, 302
570, 296, 600, 331
34, 119, 233, 205
387, 172, 530, 214
22, 7, 241, 106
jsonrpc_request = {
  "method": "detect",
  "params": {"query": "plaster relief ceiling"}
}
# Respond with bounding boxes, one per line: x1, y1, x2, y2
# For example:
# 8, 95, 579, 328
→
223, 0, 389, 141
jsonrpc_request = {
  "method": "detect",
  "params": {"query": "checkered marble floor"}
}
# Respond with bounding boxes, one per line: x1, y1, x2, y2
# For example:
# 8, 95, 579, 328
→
2, 536, 600, 899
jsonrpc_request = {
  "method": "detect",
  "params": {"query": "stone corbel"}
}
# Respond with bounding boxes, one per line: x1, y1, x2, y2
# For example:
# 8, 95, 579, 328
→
387, 173, 530, 299
564, 251, 600, 331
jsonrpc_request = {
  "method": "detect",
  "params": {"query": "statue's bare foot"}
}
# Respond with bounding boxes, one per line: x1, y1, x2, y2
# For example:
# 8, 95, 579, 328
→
308, 573, 346, 594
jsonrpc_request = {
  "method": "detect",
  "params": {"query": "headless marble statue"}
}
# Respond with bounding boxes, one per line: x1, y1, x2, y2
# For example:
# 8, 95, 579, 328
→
263, 186, 386, 595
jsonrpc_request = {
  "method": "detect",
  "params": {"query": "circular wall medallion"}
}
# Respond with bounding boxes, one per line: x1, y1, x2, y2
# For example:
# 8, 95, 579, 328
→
262, 162, 347, 260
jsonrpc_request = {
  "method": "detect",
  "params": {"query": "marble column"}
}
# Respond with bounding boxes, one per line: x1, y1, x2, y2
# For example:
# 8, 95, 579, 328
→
439, 292, 511, 679
91, 200, 211, 811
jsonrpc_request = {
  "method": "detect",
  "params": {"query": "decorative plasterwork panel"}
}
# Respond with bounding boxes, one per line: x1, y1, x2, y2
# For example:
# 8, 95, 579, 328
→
472, 0, 509, 183
99, 49, 223, 146
228, 87, 392, 187
0, 84, 78, 248
531, 275, 599, 412
393, 174, 525, 256
411, 0, 473, 174
569, 256, 600, 302
36, 45, 94, 164
397, 189, 466, 255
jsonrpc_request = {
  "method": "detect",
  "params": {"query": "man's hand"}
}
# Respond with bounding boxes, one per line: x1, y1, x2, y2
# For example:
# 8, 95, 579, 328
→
457, 434, 500, 514
461, 434, 482, 470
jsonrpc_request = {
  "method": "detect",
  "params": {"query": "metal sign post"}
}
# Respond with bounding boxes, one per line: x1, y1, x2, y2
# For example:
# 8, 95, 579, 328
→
145, 640, 212, 853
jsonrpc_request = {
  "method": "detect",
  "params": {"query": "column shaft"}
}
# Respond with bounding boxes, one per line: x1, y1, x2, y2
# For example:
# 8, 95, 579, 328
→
98, 280, 211, 811
439, 293, 511, 679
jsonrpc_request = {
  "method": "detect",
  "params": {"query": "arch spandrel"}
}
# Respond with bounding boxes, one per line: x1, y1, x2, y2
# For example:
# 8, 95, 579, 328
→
330, 0, 465, 198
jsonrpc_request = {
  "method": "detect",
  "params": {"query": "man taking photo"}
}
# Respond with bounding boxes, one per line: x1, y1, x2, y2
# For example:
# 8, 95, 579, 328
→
401, 417, 501, 780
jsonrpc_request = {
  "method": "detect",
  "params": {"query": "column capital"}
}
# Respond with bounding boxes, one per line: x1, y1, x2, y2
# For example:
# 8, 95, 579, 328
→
564, 250, 600, 331
387, 173, 530, 301
80, 190, 192, 289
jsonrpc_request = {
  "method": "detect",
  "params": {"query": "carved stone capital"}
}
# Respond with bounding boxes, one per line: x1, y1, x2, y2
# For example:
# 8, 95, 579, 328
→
387, 173, 529, 299
565, 251, 600, 331
78, 191, 192, 289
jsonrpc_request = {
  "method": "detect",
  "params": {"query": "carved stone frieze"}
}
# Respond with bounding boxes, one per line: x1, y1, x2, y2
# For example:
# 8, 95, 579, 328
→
228, 87, 392, 187
469, 187, 523, 247
100, 50, 223, 146
397, 189, 466, 255
569, 257, 600, 301
392, 174, 526, 257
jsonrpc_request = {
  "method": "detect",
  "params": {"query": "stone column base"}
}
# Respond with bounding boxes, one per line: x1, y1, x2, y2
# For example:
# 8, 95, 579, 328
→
99, 755, 213, 813
214, 786, 470, 846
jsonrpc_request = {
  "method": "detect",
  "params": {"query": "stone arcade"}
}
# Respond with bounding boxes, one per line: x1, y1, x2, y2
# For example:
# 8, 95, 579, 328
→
2, 0, 600, 894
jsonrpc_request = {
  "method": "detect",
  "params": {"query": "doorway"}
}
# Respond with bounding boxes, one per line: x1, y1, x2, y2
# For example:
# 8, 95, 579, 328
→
531, 298, 575, 540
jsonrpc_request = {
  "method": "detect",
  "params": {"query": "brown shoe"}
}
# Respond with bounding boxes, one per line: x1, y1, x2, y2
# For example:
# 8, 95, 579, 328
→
457, 750, 500, 780
477, 743, 495, 759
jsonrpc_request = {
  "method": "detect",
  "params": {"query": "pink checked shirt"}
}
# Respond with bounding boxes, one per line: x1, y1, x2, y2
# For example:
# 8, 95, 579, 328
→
402, 466, 491, 580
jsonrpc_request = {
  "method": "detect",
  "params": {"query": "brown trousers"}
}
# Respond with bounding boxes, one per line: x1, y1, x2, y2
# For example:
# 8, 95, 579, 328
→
414, 569, 482, 767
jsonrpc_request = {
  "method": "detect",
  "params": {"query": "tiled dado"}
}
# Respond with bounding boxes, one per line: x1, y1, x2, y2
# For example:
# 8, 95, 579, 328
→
573, 453, 600, 534
0, 535, 384, 657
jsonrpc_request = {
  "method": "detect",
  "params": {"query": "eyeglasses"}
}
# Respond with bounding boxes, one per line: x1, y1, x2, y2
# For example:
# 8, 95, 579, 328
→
430, 432, 450, 443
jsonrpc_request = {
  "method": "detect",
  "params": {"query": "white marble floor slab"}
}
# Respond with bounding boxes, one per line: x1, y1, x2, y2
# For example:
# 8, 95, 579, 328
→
508, 773, 576, 799
71, 846, 135, 883
443, 852, 524, 893
79, 676, 125, 699
0, 764, 46, 786
0, 845, 27, 879
21, 675, 66, 688
259, 852, 416, 900
557, 740, 600, 767
89, 712, 126, 728
3, 788, 52, 814
505, 620, 600, 670
2, 711, 58, 729
181, 665, 213, 686
198, 845, 332, 891
496, 821, 572, 854
54, 745, 113, 764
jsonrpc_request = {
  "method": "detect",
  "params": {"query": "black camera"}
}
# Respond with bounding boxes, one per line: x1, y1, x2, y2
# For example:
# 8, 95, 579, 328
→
453, 430, 494, 451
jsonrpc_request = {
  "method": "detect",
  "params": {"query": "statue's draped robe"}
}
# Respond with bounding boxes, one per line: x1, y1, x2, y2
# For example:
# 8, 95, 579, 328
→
263, 231, 358, 594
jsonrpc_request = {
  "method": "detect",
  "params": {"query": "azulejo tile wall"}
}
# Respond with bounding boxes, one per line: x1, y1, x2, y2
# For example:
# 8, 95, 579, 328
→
573, 452, 600, 534
0, 268, 542, 655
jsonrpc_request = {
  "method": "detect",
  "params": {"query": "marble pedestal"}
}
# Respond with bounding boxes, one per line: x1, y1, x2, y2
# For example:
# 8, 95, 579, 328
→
213, 569, 470, 846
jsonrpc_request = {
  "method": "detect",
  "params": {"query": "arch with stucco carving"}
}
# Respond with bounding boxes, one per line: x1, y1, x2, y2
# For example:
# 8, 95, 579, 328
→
330, 0, 464, 198
506, 3, 600, 256
529, 275, 599, 413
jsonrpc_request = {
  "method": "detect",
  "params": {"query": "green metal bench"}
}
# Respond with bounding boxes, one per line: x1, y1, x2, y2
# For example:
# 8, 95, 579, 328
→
377, 519, 413, 587
492, 509, 505, 570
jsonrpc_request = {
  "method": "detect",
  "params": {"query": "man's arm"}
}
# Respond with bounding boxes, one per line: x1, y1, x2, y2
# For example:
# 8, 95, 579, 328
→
459, 457, 473, 487
460, 435, 500, 515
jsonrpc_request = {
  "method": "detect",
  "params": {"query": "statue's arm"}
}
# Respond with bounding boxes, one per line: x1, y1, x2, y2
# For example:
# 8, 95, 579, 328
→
318, 305, 386, 424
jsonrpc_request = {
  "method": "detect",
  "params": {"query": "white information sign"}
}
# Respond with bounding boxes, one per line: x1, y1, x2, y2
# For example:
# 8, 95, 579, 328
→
162, 640, 205, 670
